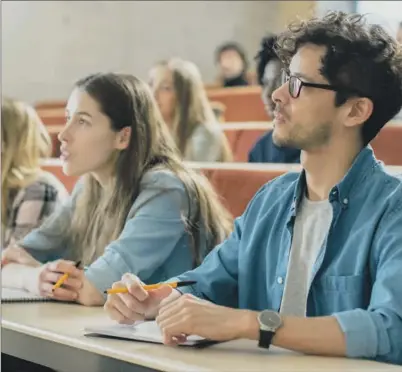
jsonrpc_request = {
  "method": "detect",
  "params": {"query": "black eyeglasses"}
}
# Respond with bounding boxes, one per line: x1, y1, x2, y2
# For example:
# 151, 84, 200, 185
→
282, 73, 366, 99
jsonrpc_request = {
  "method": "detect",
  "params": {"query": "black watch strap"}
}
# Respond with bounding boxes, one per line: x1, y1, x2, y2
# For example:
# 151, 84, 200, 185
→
258, 329, 275, 349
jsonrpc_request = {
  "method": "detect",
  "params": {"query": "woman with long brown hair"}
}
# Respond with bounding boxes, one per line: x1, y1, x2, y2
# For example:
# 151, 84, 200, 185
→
149, 58, 232, 162
2, 73, 233, 306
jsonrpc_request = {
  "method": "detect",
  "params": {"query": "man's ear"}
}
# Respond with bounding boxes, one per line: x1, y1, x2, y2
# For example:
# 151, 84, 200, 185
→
115, 127, 131, 150
344, 97, 373, 129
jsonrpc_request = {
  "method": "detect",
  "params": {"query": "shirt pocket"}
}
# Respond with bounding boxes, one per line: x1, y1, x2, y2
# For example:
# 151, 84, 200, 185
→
318, 274, 366, 293
312, 274, 369, 314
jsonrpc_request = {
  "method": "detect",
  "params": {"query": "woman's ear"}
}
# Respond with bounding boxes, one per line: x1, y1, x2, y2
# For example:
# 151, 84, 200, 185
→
115, 127, 131, 150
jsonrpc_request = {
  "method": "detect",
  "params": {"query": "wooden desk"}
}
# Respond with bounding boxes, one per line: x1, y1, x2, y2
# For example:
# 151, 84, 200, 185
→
2, 303, 399, 372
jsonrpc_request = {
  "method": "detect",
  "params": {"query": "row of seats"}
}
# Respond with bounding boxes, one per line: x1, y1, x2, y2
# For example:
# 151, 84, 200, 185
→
41, 159, 402, 218
35, 85, 269, 125
46, 121, 402, 165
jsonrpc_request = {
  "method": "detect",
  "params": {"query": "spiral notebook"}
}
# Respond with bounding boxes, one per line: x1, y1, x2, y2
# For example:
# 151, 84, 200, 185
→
1, 287, 52, 303
85, 321, 215, 347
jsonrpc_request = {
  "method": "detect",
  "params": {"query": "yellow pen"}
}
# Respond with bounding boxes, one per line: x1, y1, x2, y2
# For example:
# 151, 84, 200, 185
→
104, 280, 197, 294
52, 261, 81, 292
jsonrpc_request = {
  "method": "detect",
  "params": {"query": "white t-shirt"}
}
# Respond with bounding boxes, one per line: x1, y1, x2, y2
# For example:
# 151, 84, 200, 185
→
280, 196, 333, 316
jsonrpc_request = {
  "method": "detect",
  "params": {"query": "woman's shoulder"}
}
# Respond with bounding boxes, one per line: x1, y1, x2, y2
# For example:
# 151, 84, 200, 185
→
140, 167, 186, 193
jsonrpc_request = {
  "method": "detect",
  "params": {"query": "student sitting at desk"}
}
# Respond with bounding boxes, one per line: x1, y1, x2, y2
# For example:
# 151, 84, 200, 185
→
1, 73, 233, 306
149, 58, 232, 162
1, 98, 68, 248
248, 34, 301, 164
104, 12, 402, 365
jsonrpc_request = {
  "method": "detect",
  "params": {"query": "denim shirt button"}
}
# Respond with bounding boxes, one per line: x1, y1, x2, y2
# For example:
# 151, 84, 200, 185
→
277, 276, 284, 285
343, 198, 349, 205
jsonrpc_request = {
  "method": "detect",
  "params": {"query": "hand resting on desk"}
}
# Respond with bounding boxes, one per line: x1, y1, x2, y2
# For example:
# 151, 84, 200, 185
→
104, 273, 256, 346
2, 246, 82, 301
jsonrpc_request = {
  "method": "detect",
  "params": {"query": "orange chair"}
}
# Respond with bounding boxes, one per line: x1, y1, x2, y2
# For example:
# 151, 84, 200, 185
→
35, 101, 66, 110
190, 162, 301, 217
207, 86, 268, 122
371, 124, 402, 166
222, 123, 272, 162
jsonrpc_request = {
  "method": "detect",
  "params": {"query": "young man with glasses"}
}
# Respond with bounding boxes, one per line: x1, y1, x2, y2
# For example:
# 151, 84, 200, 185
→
104, 11, 402, 365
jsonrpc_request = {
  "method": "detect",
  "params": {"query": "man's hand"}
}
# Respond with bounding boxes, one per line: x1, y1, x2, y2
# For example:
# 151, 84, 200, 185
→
104, 273, 180, 324
156, 293, 258, 345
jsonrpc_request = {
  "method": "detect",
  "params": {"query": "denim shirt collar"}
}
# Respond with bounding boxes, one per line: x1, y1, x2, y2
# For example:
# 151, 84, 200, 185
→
289, 146, 380, 218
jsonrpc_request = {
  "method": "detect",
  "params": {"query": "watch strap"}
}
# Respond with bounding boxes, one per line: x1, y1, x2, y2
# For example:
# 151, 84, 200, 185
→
258, 329, 275, 349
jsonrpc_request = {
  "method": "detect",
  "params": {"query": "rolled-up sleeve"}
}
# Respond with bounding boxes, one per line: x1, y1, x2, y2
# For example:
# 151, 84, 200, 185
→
334, 199, 402, 365
85, 172, 191, 295
173, 216, 241, 307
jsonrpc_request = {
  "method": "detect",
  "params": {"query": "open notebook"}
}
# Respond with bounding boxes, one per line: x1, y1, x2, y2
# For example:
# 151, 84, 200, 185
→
85, 321, 214, 347
1, 287, 52, 303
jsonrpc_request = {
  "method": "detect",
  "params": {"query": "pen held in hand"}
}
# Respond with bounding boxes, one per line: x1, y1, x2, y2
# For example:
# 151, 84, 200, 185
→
104, 280, 197, 294
52, 261, 81, 292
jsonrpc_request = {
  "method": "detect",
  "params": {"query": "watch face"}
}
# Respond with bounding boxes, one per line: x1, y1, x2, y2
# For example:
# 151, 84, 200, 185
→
259, 310, 281, 330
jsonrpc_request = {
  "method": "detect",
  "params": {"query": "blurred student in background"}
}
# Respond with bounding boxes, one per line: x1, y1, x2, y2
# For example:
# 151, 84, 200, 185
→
1, 73, 233, 306
248, 34, 301, 163
149, 58, 232, 162
214, 41, 252, 87
397, 21, 402, 43
1, 98, 67, 248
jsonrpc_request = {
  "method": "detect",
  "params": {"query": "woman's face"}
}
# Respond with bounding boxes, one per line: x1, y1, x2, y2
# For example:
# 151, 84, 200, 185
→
149, 67, 177, 125
58, 88, 124, 179
218, 49, 245, 79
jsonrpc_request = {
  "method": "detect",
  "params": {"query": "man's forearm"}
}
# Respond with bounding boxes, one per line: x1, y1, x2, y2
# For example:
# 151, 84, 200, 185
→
240, 311, 346, 356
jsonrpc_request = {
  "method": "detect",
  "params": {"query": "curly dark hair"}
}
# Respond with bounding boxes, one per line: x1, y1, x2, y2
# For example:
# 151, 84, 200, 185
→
275, 11, 402, 145
255, 34, 280, 85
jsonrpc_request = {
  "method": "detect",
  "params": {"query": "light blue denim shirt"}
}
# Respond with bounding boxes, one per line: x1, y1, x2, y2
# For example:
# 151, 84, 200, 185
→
20, 169, 210, 295
176, 146, 402, 365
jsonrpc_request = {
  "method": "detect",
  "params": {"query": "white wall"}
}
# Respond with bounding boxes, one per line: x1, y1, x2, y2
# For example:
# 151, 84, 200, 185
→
2, 1, 283, 104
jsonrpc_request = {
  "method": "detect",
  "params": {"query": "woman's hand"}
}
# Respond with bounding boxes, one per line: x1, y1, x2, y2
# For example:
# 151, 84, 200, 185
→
37, 260, 83, 301
1, 245, 41, 268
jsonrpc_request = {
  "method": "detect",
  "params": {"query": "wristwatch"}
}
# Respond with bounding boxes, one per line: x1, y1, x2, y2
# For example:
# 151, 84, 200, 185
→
257, 310, 282, 349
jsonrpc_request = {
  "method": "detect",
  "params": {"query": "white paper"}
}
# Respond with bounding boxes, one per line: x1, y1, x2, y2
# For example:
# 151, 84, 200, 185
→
1, 287, 48, 302
85, 321, 205, 346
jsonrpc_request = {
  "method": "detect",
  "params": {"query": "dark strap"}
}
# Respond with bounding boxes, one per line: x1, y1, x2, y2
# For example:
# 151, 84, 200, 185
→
258, 329, 274, 349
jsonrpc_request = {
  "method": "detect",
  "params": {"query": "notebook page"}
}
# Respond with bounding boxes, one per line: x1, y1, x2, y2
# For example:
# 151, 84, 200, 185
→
85, 321, 205, 345
2, 287, 48, 301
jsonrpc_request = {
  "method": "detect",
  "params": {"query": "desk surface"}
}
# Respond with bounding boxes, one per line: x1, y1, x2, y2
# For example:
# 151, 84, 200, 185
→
2, 302, 400, 372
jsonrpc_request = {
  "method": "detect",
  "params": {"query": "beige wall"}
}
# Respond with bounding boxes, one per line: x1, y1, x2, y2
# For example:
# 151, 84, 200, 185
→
3, 1, 285, 104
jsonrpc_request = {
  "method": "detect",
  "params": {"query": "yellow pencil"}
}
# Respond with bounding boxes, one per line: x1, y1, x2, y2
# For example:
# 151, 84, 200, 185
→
52, 261, 81, 292
104, 280, 197, 294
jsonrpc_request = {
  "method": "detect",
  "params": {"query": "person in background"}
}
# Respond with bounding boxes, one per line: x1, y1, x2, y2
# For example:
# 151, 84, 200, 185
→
397, 21, 402, 43
149, 58, 232, 162
104, 11, 402, 365
1, 73, 233, 307
248, 34, 301, 163
1, 98, 68, 248
215, 41, 250, 87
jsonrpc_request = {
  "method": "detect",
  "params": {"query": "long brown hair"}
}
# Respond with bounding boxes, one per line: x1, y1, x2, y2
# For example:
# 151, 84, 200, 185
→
152, 59, 232, 162
70, 73, 233, 265
1, 98, 52, 224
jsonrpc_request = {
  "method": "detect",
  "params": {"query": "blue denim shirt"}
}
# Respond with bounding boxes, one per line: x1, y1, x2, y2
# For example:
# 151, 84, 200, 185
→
176, 146, 402, 365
